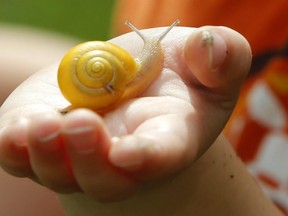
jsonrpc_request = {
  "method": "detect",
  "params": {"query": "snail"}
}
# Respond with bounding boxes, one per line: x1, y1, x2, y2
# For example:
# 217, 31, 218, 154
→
57, 20, 180, 111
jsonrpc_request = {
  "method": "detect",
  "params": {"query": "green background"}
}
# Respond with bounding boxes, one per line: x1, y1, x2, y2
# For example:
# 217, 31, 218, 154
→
0, 0, 116, 40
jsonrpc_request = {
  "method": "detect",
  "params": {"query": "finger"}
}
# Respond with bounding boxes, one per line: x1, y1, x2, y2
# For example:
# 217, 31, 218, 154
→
28, 113, 78, 193
184, 26, 252, 100
109, 113, 195, 180
0, 118, 34, 177
61, 109, 138, 202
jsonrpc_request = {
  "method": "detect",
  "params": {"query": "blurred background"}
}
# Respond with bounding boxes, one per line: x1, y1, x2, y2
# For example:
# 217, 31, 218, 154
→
0, 1, 116, 215
0, 0, 115, 40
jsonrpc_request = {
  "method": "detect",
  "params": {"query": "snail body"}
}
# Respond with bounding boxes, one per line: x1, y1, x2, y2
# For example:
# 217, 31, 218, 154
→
57, 20, 179, 111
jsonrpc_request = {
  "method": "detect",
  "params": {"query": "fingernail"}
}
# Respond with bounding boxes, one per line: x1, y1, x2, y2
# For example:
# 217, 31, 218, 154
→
11, 118, 30, 147
63, 126, 95, 154
35, 131, 60, 151
29, 115, 61, 151
200, 30, 227, 70
109, 136, 148, 171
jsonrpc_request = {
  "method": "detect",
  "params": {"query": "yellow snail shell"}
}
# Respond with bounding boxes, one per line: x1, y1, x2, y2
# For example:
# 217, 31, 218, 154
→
57, 20, 179, 111
58, 41, 138, 109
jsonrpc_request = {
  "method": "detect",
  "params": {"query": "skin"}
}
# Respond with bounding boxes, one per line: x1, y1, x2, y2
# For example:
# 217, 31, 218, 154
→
59, 135, 284, 216
0, 24, 78, 216
0, 26, 283, 215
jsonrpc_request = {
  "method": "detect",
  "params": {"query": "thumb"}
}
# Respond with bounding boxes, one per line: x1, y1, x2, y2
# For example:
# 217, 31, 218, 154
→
184, 26, 252, 100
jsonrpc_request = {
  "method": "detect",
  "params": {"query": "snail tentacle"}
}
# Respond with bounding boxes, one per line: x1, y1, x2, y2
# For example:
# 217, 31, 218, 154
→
157, 19, 180, 42
125, 20, 146, 42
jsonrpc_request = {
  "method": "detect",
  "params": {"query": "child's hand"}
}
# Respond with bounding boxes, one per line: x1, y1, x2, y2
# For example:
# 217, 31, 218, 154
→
0, 26, 251, 202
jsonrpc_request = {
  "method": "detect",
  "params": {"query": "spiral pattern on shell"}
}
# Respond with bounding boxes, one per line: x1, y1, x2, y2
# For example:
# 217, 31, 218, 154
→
57, 41, 138, 109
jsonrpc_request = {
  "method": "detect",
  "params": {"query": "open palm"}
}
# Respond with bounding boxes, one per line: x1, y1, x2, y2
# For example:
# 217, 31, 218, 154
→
0, 26, 251, 202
